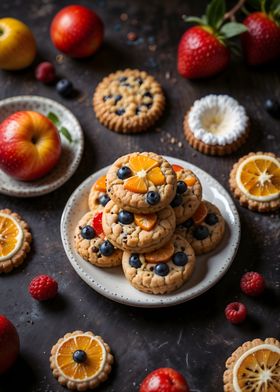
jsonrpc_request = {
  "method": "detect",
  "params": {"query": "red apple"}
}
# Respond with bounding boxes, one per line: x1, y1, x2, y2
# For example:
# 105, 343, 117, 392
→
0, 111, 61, 181
0, 315, 20, 374
50, 5, 104, 58
140, 368, 189, 392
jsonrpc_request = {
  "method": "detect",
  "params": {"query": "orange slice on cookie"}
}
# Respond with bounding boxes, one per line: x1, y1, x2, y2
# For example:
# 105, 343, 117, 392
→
134, 213, 157, 231
0, 212, 23, 261
147, 167, 165, 186
184, 176, 197, 187
192, 202, 208, 224
145, 242, 174, 263
94, 175, 107, 192
129, 155, 158, 172
172, 164, 183, 173
236, 154, 280, 202
124, 176, 148, 193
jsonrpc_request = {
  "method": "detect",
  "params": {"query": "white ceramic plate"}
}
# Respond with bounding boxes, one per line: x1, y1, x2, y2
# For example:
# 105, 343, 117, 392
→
0, 96, 84, 197
61, 156, 240, 308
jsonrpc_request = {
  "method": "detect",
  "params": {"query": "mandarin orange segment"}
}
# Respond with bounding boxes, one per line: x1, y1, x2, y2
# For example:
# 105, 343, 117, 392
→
124, 176, 148, 193
172, 164, 183, 173
192, 202, 208, 224
134, 213, 157, 231
184, 176, 197, 187
129, 155, 158, 172
94, 175, 107, 192
0, 213, 22, 260
145, 242, 174, 263
147, 167, 165, 186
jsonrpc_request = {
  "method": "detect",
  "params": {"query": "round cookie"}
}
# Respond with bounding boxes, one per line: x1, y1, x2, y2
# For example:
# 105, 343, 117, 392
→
171, 164, 202, 224
74, 211, 122, 267
50, 330, 114, 390
88, 175, 111, 212
223, 337, 280, 391
0, 209, 32, 273
93, 69, 165, 133
102, 200, 176, 253
122, 234, 196, 294
106, 152, 177, 214
176, 201, 225, 255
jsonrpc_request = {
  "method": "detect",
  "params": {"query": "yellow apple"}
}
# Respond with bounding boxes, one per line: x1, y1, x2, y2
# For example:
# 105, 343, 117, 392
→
0, 18, 36, 70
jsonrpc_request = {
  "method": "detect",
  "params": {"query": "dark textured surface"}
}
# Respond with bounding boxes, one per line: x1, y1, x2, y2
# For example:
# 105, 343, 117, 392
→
0, 1, 280, 391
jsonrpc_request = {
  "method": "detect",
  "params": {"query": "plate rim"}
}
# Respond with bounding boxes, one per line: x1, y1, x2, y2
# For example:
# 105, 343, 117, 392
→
60, 156, 241, 308
0, 95, 84, 197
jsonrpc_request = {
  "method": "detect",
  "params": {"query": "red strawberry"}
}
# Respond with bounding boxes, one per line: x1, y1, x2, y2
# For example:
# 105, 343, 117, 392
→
92, 211, 104, 238
0, 315, 20, 374
242, 12, 280, 65
178, 0, 247, 79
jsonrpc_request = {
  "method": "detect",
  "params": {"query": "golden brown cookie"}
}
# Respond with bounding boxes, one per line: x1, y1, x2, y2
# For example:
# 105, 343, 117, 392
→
229, 152, 280, 212
50, 330, 114, 391
223, 337, 280, 391
93, 69, 165, 133
0, 209, 32, 273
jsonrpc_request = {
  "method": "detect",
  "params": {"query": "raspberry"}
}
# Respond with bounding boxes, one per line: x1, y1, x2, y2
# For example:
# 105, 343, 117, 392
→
240, 271, 265, 296
35, 62, 56, 83
29, 275, 58, 301
225, 302, 247, 324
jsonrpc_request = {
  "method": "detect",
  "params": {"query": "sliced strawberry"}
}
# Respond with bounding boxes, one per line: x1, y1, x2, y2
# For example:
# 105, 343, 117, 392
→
172, 164, 184, 173
92, 212, 104, 238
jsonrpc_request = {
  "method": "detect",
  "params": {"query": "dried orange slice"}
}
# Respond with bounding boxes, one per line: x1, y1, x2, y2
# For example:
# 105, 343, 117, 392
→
184, 176, 197, 187
0, 212, 23, 261
147, 167, 165, 186
124, 175, 148, 193
233, 344, 280, 391
192, 202, 208, 224
94, 175, 106, 192
134, 213, 157, 231
172, 164, 183, 173
145, 242, 174, 263
129, 155, 158, 172
236, 154, 280, 202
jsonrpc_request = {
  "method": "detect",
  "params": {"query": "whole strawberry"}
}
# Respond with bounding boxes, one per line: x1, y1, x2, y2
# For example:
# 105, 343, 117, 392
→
178, 0, 247, 79
29, 275, 58, 301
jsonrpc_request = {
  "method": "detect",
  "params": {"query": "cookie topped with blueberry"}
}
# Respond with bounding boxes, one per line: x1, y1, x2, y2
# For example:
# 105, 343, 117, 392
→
176, 201, 225, 255
93, 69, 165, 133
122, 234, 196, 295
88, 175, 111, 212
171, 164, 202, 224
106, 152, 177, 214
74, 211, 122, 268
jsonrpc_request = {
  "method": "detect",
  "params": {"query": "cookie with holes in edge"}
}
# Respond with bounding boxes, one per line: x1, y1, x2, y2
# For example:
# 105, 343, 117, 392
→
88, 175, 111, 212
122, 234, 196, 294
106, 152, 177, 214
102, 200, 176, 253
74, 211, 122, 267
175, 201, 225, 255
93, 69, 165, 133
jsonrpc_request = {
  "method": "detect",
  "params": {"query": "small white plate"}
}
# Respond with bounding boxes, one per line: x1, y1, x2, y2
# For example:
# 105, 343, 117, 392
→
61, 156, 240, 308
0, 95, 84, 197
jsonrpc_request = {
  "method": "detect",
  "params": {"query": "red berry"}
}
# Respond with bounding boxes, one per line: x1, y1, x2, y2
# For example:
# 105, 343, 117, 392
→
240, 271, 265, 296
140, 368, 189, 392
29, 275, 58, 301
92, 211, 104, 237
0, 315, 20, 374
35, 62, 56, 83
242, 12, 280, 65
225, 302, 247, 324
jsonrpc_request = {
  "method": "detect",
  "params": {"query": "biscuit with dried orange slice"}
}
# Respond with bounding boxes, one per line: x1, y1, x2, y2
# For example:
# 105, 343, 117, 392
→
88, 175, 111, 212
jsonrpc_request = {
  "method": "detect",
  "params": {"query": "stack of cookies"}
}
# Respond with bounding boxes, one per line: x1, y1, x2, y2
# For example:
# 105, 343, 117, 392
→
74, 152, 225, 295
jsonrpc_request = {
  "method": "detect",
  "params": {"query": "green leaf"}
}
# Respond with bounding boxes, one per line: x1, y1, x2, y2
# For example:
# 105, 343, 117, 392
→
220, 22, 248, 38
59, 127, 72, 143
206, 0, 226, 28
47, 112, 60, 126
182, 15, 206, 25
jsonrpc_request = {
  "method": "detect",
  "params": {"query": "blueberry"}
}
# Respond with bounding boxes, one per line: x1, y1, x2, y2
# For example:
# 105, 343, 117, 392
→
81, 225, 95, 240
114, 94, 122, 104
99, 240, 114, 256
119, 76, 127, 82
145, 103, 152, 109
116, 108, 125, 116
73, 350, 87, 363
172, 252, 188, 266
129, 254, 141, 268
171, 194, 183, 207
182, 218, 194, 229
146, 191, 160, 205
117, 166, 132, 179
193, 225, 209, 240
56, 78, 73, 97
177, 181, 187, 194
143, 91, 153, 98
103, 95, 112, 102
135, 106, 141, 115
135, 77, 143, 85
118, 210, 134, 224
154, 263, 169, 276
264, 99, 280, 119
99, 194, 110, 206
205, 213, 218, 226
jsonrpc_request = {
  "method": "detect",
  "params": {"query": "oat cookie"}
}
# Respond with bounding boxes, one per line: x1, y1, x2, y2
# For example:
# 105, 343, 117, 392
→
0, 209, 32, 273
88, 175, 111, 212
223, 337, 280, 391
74, 211, 122, 268
229, 152, 280, 212
102, 200, 176, 253
176, 201, 225, 255
122, 234, 196, 294
106, 152, 177, 214
50, 330, 114, 391
171, 164, 202, 224
93, 69, 165, 133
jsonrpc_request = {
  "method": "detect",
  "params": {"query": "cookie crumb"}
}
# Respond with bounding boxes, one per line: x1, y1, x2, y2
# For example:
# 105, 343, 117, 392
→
56, 54, 64, 64
165, 71, 171, 80
148, 45, 157, 52
120, 12, 128, 21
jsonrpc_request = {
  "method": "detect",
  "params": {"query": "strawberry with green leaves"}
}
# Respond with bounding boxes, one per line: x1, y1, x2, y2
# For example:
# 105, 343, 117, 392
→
177, 0, 247, 79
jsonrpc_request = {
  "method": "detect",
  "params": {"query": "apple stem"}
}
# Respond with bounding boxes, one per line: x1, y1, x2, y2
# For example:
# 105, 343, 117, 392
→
224, 0, 246, 21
